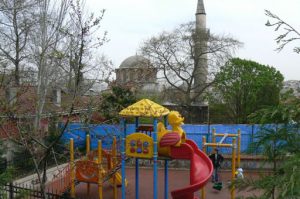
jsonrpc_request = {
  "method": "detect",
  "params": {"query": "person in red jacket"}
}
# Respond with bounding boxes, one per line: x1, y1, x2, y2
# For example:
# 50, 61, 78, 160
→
209, 148, 224, 183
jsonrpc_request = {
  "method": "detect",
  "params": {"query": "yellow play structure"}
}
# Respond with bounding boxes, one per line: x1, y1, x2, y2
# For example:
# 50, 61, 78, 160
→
69, 134, 126, 199
119, 99, 213, 199
125, 110, 187, 159
201, 128, 241, 199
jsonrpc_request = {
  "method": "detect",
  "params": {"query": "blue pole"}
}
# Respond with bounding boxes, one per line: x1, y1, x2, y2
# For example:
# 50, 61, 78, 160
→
164, 160, 168, 199
153, 118, 158, 199
135, 158, 139, 199
135, 117, 139, 199
121, 118, 126, 199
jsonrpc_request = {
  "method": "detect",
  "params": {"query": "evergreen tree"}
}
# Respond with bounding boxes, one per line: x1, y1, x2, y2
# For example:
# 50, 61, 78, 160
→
235, 93, 300, 199
213, 58, 284, 124
99, 85, 136, 123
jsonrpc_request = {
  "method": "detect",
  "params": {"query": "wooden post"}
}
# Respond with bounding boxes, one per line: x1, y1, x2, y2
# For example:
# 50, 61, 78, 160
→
86, 134, 91, 154
98, 140, 103, 199
231, 138, 236, 199
201, 136, 206, 199
112, 137, 117, 199
86, 134, 91, 195
237, 130, 241, 168
70, 138, 75, 198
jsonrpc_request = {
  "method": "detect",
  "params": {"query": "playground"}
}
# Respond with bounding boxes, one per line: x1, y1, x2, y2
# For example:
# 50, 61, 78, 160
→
48, 98, 258, 199
72, 168, 262, 199
6, 97, 293, 199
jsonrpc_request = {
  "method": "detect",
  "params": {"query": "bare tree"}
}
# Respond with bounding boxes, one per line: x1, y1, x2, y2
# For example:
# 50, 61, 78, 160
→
0, 0, 36, 85
0, 0, 109, 198
14, 1, 72, 192
140, 21, 241, 115
265, 10, 300, 53
28, 0, 71, 134
63, 0, 108, 93
81, 54, 115, 93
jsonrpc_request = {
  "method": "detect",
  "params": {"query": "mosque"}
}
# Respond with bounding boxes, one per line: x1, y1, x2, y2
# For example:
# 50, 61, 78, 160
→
115, 0, 208, 123
115, 55, 158, 93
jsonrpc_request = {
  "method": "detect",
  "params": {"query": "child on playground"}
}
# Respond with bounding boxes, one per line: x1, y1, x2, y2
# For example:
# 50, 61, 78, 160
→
209, 148, 224, 183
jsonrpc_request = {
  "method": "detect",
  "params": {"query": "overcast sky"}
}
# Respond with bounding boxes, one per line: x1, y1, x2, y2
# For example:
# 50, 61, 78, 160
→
87, 0, 300, 81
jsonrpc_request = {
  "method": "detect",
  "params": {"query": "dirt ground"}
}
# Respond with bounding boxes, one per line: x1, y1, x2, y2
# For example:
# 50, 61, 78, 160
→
74, 168, 261, 199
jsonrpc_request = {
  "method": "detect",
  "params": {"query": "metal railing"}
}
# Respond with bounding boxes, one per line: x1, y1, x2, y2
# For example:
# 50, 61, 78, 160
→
0, 183, 71, 199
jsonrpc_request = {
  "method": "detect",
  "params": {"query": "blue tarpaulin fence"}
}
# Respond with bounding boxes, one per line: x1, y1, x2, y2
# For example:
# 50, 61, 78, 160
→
60, 123, 123, 150
60, 123, 279, 154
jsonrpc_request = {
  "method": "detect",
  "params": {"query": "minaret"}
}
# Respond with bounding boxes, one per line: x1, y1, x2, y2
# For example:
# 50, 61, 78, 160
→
196, 0, 206, 29
194, 0, 209, 100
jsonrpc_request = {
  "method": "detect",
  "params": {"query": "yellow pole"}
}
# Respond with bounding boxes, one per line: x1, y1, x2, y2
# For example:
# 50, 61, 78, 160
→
231, 138, 236, 199
212, 128, 216, 151
112, 137, 117, 199
98, 140, 103, 199
214, 133, 239, 137
204, 143, 233, 148
237, 130, 241, 168
86, 134, 91, 154
201, 136, 206, 199
70, 138, 75, 198
86, 134, 91, 195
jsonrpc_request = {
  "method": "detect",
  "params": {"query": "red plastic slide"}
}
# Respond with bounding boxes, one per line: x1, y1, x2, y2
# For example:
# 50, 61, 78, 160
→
170, 139, 213, 199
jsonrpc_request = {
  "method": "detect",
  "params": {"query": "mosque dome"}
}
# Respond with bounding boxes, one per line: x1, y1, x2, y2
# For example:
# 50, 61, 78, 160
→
119, 55, 151, 69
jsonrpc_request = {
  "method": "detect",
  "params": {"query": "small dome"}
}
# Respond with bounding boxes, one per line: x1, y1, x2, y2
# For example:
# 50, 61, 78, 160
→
119, 55, 151, 69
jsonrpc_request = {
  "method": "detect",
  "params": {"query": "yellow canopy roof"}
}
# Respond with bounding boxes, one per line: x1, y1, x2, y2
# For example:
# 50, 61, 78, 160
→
119, 99, 170, 118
